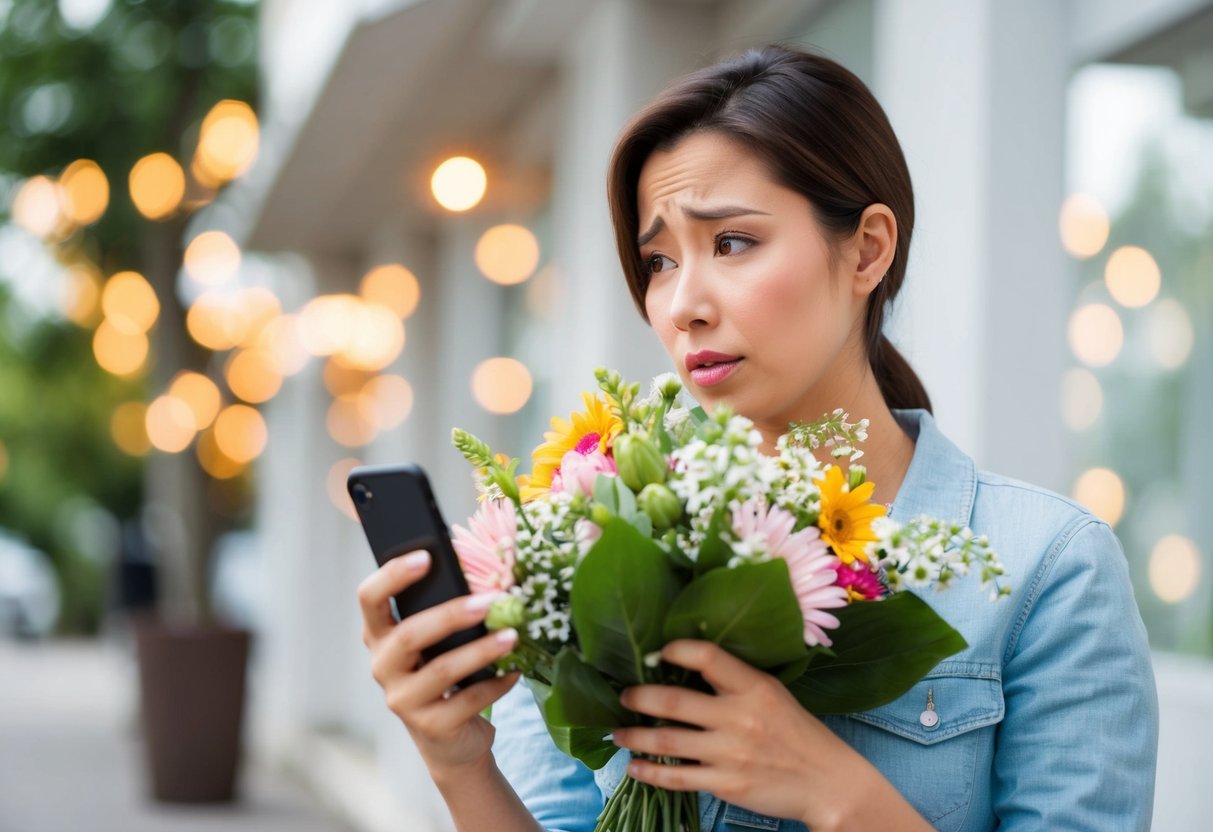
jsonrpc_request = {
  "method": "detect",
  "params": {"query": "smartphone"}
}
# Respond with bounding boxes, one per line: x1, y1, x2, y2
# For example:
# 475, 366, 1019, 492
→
347, 463, 495, 688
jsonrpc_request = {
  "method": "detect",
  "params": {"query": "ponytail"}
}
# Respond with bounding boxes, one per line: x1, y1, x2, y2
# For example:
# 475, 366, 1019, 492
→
871, 335, 932, 413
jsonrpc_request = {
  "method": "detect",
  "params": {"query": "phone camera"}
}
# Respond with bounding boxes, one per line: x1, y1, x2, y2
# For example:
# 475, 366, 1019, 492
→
352, 483, 373, 506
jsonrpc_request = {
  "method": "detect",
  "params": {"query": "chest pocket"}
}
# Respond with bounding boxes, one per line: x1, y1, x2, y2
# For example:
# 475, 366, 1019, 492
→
823, 663, 1003, 830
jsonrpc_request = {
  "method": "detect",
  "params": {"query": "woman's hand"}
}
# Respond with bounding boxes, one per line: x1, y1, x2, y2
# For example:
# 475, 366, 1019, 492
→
611, 639, 931, 831
357, 550, 521, 776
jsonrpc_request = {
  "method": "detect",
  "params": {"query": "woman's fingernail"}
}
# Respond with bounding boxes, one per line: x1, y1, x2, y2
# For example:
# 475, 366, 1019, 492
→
401, 551, 430, 571
495, 627, 518, 647
465, 593, 499, 614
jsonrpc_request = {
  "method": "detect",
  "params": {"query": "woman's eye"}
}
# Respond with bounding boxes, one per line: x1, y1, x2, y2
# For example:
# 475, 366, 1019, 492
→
646, 253, 676, 274
715, 235, 753, 256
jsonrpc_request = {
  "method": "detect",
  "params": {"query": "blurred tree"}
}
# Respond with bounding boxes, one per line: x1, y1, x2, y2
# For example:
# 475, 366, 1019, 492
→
0, 0, 260, 628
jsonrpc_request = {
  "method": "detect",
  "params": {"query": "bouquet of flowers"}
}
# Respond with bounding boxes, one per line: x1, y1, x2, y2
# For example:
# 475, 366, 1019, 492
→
451, 369, 1007, 832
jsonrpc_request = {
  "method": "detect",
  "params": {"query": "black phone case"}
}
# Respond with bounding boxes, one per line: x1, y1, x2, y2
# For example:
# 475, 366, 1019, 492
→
348, 463, 494, 688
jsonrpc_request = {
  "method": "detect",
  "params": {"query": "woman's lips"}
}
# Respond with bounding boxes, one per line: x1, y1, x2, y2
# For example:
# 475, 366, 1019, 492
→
689, 358, 743, 387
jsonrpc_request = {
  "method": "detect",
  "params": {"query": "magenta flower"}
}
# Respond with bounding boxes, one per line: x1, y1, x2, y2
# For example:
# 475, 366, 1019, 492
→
550, 448, 617, 498
834, 561, 887, 601
732, 498, 848, 647
451, 499, 517, 594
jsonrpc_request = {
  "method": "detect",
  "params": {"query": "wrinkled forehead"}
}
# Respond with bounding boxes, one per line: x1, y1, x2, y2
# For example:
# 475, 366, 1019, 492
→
636, 132, 773, 229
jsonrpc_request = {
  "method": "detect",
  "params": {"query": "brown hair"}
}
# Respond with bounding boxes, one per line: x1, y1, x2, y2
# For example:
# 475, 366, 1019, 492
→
606, 44, 932, 413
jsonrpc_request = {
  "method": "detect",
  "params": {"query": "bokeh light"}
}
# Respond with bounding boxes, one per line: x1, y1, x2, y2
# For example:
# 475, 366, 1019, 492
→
256, 313, 310, 376
145, 395, 196, 453
327, 458, 362, 521
60, 159, 109, 225
323, 359, 375, 397
93, 320, 148, 377
327, 394, 379, 447
1104, 245, 1161, 308
299, 294, 362, 357
235, 287, 282, 348
110, 402, 151, 457
360, 264, 420, 319
101, 270, 159, 335
431, 156, 486, 212
168, 372, 221, 431
341, 303, 405, 371
225, 348, 283, 404
1149, 534, 1202, 604
186, 291, 248, 351
1058, 193, 1110, 259
60, 264, 103, 326
1068, 303, 1123, 367
129, 152, 185, 220
196, 429, 246, 480
362, 374, 414, 430
184, 230, 241, 287
1060, 367, 1103, 431
1071, 467, 1126, 528
475, 224, 540, 285
213, 404, 267, 464
195, 99, 260, 183
1145, 298, 1194, 369
11, 175, 66, 238
471, 357, 533, 414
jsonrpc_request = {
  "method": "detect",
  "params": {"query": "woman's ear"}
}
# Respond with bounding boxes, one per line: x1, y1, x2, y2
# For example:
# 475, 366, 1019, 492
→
850, 204, 897, 298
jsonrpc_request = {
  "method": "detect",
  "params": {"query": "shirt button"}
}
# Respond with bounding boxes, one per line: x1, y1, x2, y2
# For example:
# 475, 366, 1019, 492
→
919, 708, 940, 729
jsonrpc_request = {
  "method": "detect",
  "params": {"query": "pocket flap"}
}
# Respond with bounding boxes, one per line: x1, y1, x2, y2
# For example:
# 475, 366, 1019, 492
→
846, 661, 1004, 746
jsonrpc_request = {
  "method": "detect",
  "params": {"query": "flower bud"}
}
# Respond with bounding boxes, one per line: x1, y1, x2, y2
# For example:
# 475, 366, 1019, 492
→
638, 483, 683, 530
485, 595, 526, 631
848, 464, 867, 491
590, 503, 612, 528
615, 434, 667, 491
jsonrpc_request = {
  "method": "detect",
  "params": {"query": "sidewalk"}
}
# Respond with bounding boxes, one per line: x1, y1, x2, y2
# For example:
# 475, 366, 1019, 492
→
0, 635, 355, 832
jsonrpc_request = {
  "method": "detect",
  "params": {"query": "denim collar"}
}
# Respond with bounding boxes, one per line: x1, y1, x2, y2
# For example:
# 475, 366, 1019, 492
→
888, 409, 977, 528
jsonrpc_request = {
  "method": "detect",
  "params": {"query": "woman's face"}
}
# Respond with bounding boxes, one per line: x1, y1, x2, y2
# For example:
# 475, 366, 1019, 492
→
638, 130, 872, 435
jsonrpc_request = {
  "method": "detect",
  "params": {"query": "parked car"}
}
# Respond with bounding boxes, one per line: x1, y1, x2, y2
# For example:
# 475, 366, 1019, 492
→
0, 531, 60, 639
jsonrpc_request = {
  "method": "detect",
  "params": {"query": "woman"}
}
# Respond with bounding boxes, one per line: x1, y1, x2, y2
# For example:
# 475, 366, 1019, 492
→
357, 45, 1158, 830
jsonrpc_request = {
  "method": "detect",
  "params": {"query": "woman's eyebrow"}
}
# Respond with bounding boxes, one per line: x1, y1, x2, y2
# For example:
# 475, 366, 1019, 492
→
637, 205, 770, 247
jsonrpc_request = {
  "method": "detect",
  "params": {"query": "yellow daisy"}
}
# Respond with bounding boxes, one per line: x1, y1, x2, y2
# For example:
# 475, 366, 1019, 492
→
815, 465, 887, 564
522, 392, 622, 502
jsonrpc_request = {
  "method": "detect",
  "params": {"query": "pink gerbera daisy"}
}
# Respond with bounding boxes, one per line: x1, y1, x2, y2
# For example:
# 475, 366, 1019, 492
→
834, 561, 887, 602
451, 499, 517, 594
732, 498, 849, 646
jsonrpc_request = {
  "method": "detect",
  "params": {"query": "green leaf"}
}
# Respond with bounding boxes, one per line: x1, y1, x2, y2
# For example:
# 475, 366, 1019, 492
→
786, 592, 967, 714
694, 509, 733, 574
573, 518, 681, 685
524, 678, 618, 769
544, 649, 637, 728
593, 473, 619, 513
664, 560, 808, 669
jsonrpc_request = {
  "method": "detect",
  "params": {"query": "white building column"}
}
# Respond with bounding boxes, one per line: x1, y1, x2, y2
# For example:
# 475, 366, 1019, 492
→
875, 0, 1071, 491
549, 0, 717, 408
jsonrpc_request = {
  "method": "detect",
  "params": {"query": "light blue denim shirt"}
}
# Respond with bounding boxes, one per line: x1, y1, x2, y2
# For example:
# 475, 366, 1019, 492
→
491, 409, 1159, 830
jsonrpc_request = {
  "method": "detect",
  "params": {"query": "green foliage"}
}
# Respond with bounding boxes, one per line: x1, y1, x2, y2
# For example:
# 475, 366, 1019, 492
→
663, 559, 809, 669
570, 518, 679, 685
0, 0, 261, 628
0, 0, 259, 266
785, 591, 967, 714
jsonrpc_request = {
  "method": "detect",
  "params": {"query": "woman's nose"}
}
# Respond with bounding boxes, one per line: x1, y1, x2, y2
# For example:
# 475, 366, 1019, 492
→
667, 263, 717, 332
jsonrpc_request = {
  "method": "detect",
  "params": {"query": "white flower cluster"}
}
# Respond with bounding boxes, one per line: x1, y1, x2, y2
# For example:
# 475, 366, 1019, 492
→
667, 414, 785, 557
510, 492, 583, 647
870, 515, 1010, 600
769, 434, 826, 522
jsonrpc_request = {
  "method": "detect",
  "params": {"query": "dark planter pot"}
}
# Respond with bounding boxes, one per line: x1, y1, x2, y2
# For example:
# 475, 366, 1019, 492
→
133, 615, 252, 803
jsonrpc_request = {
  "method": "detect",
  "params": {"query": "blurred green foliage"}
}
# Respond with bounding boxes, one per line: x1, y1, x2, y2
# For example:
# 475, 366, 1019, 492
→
0, 0, 258, 267
0, 0, 260, 632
